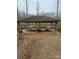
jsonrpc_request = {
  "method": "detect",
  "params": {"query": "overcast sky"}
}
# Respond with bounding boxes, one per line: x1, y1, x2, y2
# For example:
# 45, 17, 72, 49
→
17, 0, 61, 14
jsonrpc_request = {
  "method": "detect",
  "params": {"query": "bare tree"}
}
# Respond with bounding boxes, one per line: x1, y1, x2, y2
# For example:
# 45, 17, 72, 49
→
26, 0, 28, 17
57, 0, 59, 20
17, 6, 20, 20
36, 0, 40, 15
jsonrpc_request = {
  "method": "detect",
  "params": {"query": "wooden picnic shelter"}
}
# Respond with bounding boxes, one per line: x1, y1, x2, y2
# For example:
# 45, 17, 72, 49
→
17, 15, 60, 32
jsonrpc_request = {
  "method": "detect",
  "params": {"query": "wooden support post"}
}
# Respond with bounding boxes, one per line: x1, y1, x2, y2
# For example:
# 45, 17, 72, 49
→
50, 22, 52, 31
51, 22, 52, 26
17, 22, 20, 33
27, 22, 29, 31
55, 21, 57, 33
39, 22, 40, 30
36, 22, 37, 32
26, 23, 27, 29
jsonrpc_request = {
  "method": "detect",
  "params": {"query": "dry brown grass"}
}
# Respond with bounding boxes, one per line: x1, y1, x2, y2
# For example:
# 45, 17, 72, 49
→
17, 32, 61, 59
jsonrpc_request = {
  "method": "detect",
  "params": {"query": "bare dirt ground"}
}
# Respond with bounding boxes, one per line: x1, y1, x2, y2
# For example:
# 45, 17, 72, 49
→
17, 32, 61, 59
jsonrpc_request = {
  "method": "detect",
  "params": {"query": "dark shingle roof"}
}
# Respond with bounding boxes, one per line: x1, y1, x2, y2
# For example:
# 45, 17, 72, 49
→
18, 15, 60, 22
